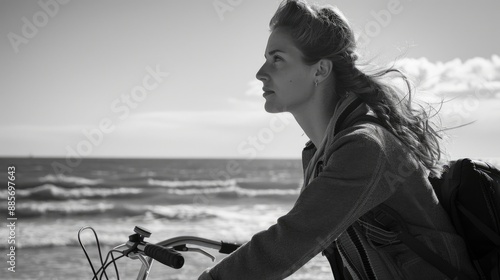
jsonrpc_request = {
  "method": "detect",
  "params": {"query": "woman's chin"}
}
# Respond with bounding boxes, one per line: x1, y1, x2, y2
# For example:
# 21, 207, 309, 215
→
264, 102, 283, 113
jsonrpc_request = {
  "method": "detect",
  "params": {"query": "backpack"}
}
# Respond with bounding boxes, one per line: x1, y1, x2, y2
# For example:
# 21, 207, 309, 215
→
427, 158, 500, 279
324, 115, 500, 280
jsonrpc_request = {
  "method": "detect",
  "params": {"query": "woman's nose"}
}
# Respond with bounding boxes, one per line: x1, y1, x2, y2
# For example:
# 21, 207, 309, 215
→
256, 63, 268, 82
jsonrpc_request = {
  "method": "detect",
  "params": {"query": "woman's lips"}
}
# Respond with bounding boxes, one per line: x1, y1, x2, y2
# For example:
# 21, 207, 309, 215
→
263, 91, 275, 97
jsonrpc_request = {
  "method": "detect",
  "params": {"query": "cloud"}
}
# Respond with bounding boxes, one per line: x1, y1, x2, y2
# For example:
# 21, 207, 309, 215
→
0, 111, 303, 158
88, 111, 301, 158
245, 79, 262, 96
124, 111, 278, 128
225, 79, 265, 111
395, 55, 500, 100
226, 97, 263, 111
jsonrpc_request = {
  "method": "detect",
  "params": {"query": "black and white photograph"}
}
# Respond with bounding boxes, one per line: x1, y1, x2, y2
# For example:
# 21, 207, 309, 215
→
1, 0, 500, 279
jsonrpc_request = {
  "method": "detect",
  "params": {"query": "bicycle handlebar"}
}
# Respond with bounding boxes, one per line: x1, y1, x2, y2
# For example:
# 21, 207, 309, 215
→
135, 236, 241, 279
79, 226, 242, 280
142, 243, 184, 269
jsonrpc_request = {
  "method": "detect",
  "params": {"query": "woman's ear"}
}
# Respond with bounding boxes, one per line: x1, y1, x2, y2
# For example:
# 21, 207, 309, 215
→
314, 59, 333, 83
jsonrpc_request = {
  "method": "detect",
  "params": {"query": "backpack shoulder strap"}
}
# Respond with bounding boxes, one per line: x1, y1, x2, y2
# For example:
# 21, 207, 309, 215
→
323, 243, 351, 280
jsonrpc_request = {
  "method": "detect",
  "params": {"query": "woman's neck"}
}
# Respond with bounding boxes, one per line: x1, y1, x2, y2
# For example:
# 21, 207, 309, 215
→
291, 93, 339, 147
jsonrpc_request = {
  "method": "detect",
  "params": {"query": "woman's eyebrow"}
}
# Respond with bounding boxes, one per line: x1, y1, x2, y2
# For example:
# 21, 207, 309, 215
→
265, 49, 285, 58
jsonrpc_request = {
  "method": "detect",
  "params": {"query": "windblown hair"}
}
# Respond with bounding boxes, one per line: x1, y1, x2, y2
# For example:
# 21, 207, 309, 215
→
270, 0, 444, 177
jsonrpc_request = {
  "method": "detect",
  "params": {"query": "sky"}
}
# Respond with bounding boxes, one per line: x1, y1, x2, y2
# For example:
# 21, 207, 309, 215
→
1, 0, 499, 162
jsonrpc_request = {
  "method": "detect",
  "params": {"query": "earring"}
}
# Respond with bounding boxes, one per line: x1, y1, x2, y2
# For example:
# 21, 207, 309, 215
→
315, 80, 318, 87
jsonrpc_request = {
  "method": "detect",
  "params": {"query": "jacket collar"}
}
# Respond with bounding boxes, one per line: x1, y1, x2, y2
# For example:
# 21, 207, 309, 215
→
302, 93, 369, 152
301, 93, 370, 188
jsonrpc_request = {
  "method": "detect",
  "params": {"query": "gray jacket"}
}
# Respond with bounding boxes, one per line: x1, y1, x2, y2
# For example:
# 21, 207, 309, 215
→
205, 94, 478, 279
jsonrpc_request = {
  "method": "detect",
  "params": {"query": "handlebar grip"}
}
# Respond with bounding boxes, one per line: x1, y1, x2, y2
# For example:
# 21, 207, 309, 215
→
144, 243, 184, 269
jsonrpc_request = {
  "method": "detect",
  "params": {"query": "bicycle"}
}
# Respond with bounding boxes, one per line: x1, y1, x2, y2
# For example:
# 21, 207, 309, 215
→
78, 225, 241, 280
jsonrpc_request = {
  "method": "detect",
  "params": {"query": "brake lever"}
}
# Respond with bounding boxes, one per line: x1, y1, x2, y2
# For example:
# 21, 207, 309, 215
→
136, 254, 151, 268
173, 245, 216, 262
127, 251, 149, 262
189, 247, 216, 262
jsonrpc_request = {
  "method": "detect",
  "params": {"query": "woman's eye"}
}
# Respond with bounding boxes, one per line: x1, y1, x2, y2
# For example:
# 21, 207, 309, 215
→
273, 56, 283, 62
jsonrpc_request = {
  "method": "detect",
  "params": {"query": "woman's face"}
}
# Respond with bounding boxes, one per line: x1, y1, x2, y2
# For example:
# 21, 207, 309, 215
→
256, 27, 316, 113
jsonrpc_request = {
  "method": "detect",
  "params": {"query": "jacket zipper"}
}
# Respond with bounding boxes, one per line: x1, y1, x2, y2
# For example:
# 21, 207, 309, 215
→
347, 225, 377, 280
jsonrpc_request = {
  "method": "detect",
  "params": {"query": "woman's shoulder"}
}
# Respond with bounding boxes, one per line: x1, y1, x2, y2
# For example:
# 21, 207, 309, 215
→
326, 121, 415, 165
328, 121, 387, 149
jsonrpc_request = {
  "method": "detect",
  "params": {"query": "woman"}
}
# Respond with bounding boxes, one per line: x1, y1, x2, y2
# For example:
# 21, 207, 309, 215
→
199, 0, 478, 279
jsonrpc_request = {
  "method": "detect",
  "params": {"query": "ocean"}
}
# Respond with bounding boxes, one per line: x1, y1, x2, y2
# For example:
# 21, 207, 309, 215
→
0, 157, 332, 280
